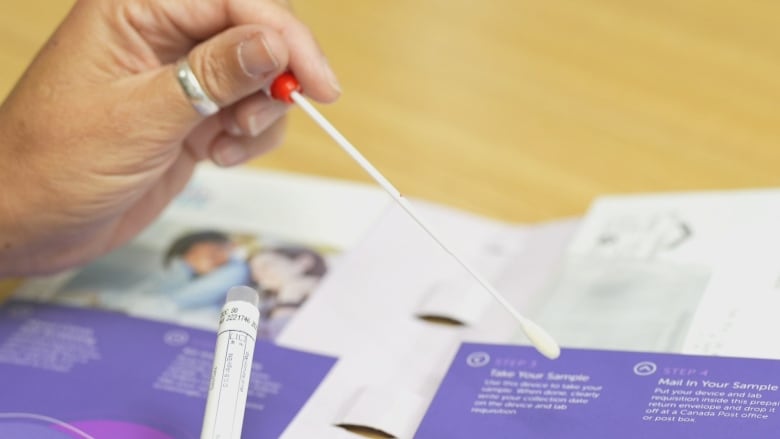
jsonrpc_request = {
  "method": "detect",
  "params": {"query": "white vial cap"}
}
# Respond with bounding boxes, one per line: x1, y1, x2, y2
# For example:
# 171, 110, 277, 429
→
226, 285, 260, 307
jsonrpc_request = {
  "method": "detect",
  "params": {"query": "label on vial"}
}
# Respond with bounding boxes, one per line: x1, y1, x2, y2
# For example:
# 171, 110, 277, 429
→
201, 300, 260, 439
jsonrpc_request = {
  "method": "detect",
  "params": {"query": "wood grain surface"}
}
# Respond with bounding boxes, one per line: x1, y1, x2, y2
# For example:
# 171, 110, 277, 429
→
3, 1, 778, 225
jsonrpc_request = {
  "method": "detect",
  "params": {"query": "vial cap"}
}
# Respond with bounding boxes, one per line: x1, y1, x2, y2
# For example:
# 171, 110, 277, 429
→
226, 286, 260, 307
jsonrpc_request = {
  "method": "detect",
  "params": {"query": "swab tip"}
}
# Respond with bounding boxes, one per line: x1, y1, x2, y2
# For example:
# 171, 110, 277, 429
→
521, 319, 561, 360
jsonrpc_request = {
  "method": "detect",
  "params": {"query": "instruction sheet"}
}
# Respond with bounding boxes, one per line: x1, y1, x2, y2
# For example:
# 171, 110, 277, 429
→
416, 342, 780, 438
0, 300, 336, 438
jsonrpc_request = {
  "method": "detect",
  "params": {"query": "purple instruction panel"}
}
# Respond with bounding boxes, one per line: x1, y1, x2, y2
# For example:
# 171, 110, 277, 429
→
0, 300, 335, 439
415, 342, 780, 439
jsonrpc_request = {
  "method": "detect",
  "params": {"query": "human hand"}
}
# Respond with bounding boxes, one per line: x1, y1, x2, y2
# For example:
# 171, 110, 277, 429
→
0, 0, 340, 276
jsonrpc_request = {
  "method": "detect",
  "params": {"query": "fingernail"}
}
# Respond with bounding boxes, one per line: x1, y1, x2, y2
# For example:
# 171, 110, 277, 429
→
215, 142, 249, 167
239, 34, 280, 78
322, 56, 341, 94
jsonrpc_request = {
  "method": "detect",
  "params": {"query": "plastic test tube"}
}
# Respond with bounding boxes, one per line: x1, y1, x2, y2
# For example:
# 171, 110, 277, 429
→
200, 286, 260, 439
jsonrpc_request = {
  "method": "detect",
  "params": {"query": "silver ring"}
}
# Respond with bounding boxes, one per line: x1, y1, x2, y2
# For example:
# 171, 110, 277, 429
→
175, 58, 219, 116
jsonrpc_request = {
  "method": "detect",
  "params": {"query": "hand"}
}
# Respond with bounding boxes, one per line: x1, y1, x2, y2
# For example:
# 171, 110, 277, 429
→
0, 0, 340, 276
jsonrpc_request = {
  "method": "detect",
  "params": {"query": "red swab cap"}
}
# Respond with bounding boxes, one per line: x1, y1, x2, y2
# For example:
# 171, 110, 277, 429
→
269, 72, 301, 103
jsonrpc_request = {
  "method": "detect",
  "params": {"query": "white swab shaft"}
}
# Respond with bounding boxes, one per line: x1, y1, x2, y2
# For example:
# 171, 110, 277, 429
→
290, 91, 559, 359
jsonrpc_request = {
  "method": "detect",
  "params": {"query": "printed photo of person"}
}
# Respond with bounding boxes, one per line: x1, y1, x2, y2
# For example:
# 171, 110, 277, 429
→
160, 230, 252, 310
40, 229, 249, 328
22, 221, 334, 335
248, 246, 328, 339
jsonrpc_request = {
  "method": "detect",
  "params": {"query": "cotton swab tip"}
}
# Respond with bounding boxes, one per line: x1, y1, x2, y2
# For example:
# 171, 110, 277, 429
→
521, 319, 561, 360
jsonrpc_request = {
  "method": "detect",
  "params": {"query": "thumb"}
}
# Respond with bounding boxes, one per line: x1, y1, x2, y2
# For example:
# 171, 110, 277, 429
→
132, 25, 289, 131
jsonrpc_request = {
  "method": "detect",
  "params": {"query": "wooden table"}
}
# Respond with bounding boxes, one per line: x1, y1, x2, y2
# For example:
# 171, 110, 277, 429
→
2, 1, 779, 436
4, 1, 779, 225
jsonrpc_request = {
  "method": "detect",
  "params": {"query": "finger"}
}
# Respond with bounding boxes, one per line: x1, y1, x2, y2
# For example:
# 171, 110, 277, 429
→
187, 24, 288, 108
218, 92, 289, 137
124, 24, 288, 132
181, 92, 287, 162
210, 116, 288, 167
226, 0, 341, 103
161, 0, 340, 103
182, 114, 224, 162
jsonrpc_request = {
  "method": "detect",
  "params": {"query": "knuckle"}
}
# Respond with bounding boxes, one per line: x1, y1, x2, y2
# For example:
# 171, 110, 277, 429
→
192, 50, 232, 105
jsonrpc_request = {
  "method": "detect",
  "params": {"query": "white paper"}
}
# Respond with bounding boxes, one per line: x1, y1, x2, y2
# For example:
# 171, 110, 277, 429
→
277, 202, 579, 436
279, 186, 780, 436
563, 189, 780, 358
